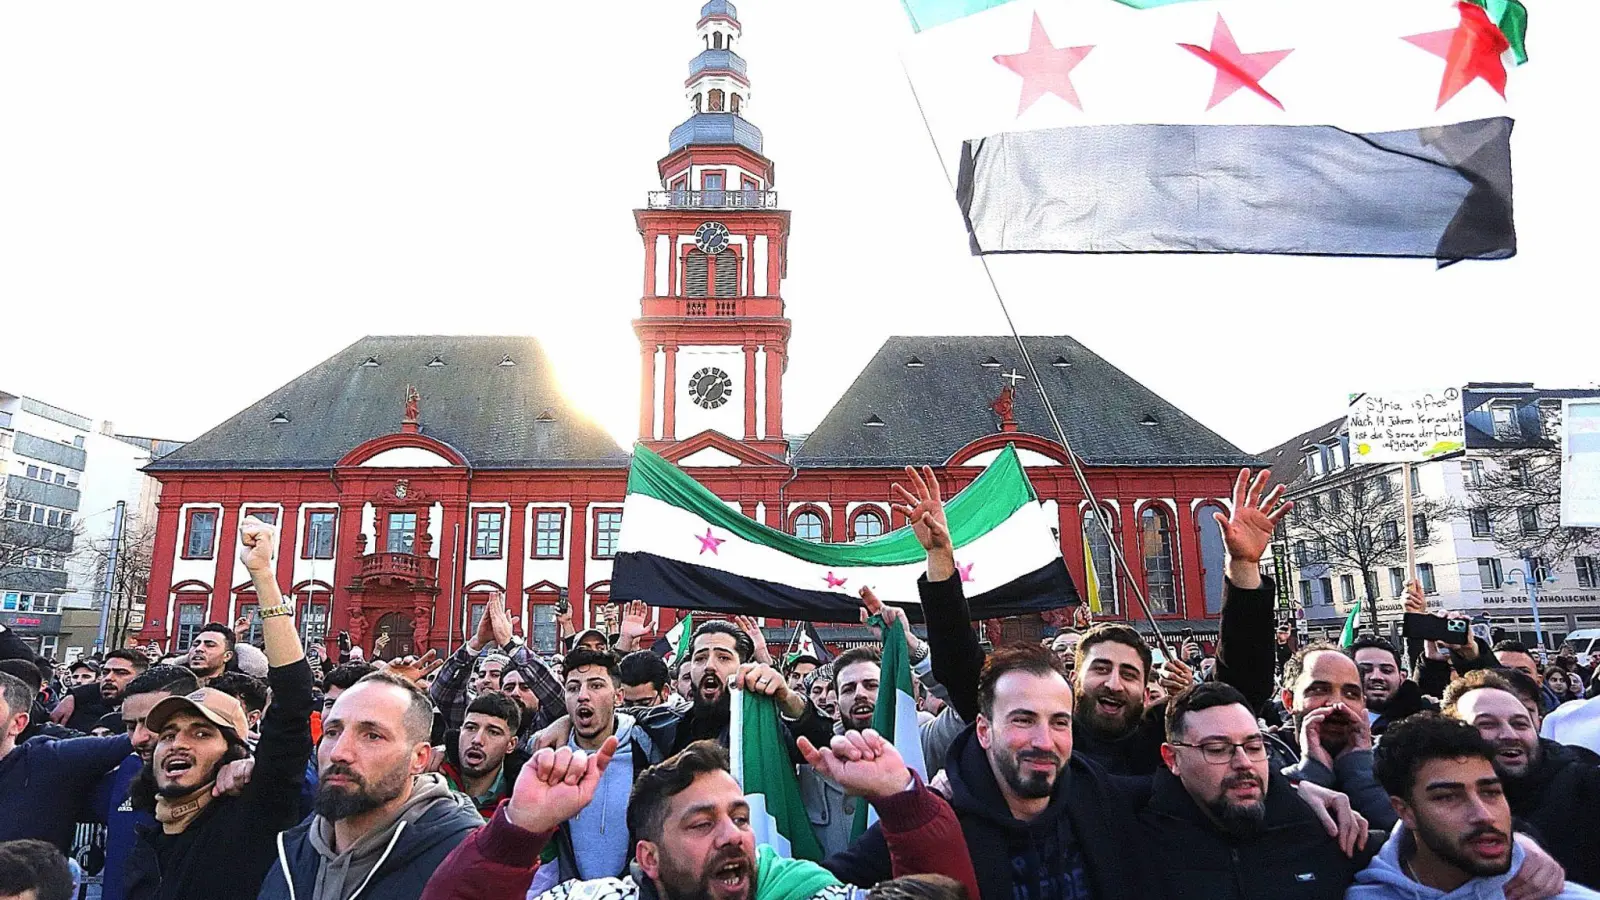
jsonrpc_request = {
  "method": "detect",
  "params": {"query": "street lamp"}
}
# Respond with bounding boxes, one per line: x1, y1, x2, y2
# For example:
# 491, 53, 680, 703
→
1505, 564, 1558, 650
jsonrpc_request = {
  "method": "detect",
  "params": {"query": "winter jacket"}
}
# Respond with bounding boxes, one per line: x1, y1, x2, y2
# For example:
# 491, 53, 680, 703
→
124, 659, 314, 900
257, 773, 484, 900
1279, 746, 1397, 832
437, 723, 532, 819
416, 775, 979, 900
1347, 822, 1600, 900
1137, 768, 1377, 900
1503, 739, 1600, 890
922, 571, 1279, 777
88, 753, 153, 900
631, 689, 834, 764
0, 731, 132, 852
543, 712, 667, 884
1369, 680, 1438, 737
823, 725, 1161, 900
1542, 697, 1600, 757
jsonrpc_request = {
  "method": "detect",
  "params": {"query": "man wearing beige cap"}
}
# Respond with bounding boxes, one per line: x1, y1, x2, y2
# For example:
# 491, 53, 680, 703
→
123, 516, 315, 900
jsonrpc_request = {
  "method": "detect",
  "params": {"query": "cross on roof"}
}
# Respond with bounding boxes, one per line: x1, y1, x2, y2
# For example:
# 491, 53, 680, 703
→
1002, 368, 1027, 387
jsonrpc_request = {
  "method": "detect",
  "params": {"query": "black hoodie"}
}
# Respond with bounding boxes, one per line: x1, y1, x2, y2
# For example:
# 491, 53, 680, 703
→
1503, 738, 1600, 890
1368, 680, 1437, 737
823, 726, 1160, 900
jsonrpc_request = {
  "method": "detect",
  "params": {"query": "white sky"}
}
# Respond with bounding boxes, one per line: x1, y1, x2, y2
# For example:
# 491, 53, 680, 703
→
1, 1, 1593, 457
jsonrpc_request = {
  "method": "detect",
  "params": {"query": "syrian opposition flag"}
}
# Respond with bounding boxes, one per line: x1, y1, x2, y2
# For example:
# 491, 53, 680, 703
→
794, 622, 834, 664
613, 443, 1075, 621
651, 612, 695, 664
901, 0, 1527, 262
851, 617, 929, 839
730, 688, 827, 861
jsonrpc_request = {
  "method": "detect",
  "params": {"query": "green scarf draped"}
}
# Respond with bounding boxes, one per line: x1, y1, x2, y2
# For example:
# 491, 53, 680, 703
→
754, 844, 843, 900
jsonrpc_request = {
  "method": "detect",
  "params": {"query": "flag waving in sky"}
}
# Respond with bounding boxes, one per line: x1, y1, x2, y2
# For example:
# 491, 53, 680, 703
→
901, 0, 1530, 262
613, 443, 1075, 620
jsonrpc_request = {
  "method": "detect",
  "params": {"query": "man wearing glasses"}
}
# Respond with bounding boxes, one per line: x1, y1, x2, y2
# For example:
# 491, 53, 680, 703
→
1139, 682, 1378, 900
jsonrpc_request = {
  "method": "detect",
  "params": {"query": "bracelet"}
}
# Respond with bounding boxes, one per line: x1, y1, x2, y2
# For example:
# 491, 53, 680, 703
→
259, 602, 295, 619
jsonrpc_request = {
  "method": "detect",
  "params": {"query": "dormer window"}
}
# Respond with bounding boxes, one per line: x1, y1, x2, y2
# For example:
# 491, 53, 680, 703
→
1051, 356, 1071, 368
1539, 399, 1562, 440
1491, 401, 1520, 440
359, 356, 380, 367
980, 357, 1001, 368
863, 415, 886, 428
498, 355, 516, 367
905, 356, 925, 368
1328, 441, 1347, 471
1307, 450, 1327, 478
427, 355, 446, 368
270, 412, 291, 425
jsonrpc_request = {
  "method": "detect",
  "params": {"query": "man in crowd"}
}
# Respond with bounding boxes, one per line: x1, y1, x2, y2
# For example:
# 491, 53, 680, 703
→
537, 648, 669, 889
259, 670, 484, 900
0, 838, 76, 900
321, 661, 378, 716
1352, 714, 1599, 900
185, 623, 236, 686
208, 671, 270, 743
1047, 630, 1080, 672
432, 593, 563, 743
419, 733, 980, 900
619, 649, 674, 709
50, 648, 148, 732
806, 666, 838, 722
786, 655, 821, 693
1442, 670, 1600, 889
674, 657, 694, 703
93, 665, 199, 900
69, 659, 98, 686
1352, 635, 1435, 736
439, 691, 526, 818
123, 516, 314, 900
1268, 642, 1393, 828
1142, 682, 1376, 900
0, 669, 134, 852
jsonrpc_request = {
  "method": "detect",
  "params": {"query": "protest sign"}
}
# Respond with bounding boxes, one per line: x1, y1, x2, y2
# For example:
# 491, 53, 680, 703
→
1345, 388, 1467, 464
1561, 399, 1600, 528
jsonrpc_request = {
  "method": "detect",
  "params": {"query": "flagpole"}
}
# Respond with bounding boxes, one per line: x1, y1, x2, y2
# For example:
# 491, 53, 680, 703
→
897, 60, 1176, 659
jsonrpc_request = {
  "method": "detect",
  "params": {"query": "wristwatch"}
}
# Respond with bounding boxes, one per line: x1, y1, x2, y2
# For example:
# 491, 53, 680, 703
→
258, 601, 295, 619
908, 640, 930, 664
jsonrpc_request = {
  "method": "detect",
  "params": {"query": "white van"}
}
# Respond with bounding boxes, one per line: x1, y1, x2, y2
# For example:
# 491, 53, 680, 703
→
1567, 629, 1600, 657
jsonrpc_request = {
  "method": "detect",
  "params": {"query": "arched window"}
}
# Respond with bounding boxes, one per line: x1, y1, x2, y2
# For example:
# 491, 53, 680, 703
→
730, 93, 741, 114
1196, 504, 1227, 615
693, 93, 702, 112
793, 511, 825, 543
713, 32, 724, 49
1140, 506, 1177, 614
851, 510, 886, 543
708, 89, 725, 112
1081, 507, 1118, 615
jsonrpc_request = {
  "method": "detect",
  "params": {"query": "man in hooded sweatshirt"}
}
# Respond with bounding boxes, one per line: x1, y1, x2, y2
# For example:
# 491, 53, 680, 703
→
258, 669, 484, 900
1349, 713, 1600, 900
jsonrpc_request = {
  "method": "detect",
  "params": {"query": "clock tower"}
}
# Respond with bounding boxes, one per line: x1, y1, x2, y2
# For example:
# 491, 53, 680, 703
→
634, 0, 792, 461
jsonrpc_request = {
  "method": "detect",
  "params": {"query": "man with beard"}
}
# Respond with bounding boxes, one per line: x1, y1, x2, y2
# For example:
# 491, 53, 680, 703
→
51, 649, 147, 732
432, 593, 563, 743
1352, 714, 1600, 900
1141, 683, 1377, 900
185, 623, 236, 686
1443, 671, 1600, 889
439, 691, 526, 817
420, 735, 980, 900
535, 648, 669, 891
1352, 634, 1435, 736
123, 516, 314, 900
259, 670, 483, 900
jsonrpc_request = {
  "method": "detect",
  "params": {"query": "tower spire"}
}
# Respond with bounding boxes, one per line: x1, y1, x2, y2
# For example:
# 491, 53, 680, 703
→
668, 1, 763, 160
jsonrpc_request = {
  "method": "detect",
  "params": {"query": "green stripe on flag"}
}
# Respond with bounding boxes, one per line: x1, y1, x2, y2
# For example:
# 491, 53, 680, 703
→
676, 612, 693, 660
900, 0, 1018, 32
851, 615, 927, 839
627, 443, 1037, 567
732, 690, 826, 860
1466, 0, 1528, 64
1340, 602, 1363, 649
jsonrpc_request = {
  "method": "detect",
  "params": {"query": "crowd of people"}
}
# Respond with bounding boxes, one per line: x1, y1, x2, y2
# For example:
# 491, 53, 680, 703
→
2, 467, 1599, 900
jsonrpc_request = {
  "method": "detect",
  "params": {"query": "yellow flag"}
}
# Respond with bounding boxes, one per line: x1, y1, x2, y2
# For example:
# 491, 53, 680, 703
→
1083, 539, 1102, 614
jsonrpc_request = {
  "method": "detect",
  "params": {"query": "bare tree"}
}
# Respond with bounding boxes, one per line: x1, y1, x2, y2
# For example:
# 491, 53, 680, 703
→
75, 515, 157, 650
1467, 449, 1599, 567
0, 517, 82, 579
1286, 469, 1452, 630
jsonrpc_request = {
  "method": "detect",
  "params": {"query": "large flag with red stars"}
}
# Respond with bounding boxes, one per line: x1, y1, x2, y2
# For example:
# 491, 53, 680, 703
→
901, 0, 1529, 262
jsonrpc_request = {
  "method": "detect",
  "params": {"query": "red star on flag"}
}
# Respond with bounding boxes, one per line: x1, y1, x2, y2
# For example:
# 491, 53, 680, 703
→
1178, 14, 1294, 111
823, 571, 848, 589
957, 561, 976, 583
695, 528, 725, 555
993, 12, 1095, 115
1404, 2, 1509, 109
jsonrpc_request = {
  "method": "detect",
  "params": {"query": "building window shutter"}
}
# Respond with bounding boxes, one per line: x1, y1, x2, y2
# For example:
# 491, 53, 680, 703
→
714, 253, 739, 298
686, 251, 710, 297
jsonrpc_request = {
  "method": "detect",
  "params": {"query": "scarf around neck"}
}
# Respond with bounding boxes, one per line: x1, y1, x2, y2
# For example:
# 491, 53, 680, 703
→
155, 785, 216, 833
753, 844, 841, 900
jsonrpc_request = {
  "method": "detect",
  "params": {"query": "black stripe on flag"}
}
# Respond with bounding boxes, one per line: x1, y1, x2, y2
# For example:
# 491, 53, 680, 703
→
957, 117, 1514, 263
612, 552, 1077, 622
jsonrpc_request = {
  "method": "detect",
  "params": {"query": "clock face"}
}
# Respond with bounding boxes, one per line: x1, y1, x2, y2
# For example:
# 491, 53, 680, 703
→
688, 367, 733, 410
694, 221, 731, 255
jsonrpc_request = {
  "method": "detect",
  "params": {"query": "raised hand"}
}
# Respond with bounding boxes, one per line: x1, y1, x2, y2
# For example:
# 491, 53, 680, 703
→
505, 736, 619, 835
238, 516, 277, 574
469, 596, 498, 653
797, 729, 913, 802
373, 632, 391, 655
212, 758, 256, 797
489, 593, 517, 647
1159, 656, 1195, 695
1214, 469, 1292, 589
387, 649, 442, 683
233, 616, 251, 640
734, 616, 773, 665
1299, 705, 1338, 772
1072, 604, 1093, 630
1404, 578, 1427, 615
891, 466, 954, 581
859, 586, 926, 657
736, 662, 804, 717
619, 601, 650, 639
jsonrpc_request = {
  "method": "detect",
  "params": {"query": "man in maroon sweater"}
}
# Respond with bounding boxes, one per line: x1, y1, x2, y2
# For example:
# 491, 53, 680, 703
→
420, 731, 978, 900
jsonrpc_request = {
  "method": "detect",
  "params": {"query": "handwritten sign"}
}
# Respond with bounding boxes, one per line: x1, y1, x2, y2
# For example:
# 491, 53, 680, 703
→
1345, 388, 1466, 464
1562, 399, 1600, 528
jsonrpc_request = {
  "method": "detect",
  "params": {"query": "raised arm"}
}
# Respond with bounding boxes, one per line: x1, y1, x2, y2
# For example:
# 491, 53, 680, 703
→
1211, 469, 1292, 715
893, 466, 984, 723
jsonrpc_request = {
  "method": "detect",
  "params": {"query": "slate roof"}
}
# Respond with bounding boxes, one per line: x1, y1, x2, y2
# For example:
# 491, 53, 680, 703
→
793, 336, 1258, 468
148, 336, 630, 472
1258, 416, 1346, 491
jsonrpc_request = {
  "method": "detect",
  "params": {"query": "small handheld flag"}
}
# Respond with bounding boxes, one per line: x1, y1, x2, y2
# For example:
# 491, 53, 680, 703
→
850, 615, 929, 839
1340, 602, 1363, 649
730, 688, 827, 861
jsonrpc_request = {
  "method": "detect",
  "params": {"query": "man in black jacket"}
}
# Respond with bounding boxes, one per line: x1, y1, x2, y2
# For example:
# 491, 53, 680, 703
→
823, 644, 1163, 900
124, 516, 314, 900
1141, 682, 1377, 900
1352, 636, 1436, 737
260, 670, 484, 900
1442, 670, 1600, 889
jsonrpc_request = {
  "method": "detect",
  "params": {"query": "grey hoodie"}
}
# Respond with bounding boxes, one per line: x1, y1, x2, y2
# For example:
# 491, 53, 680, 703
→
305, 773, 463, 900
1346, 823, 1600, 900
